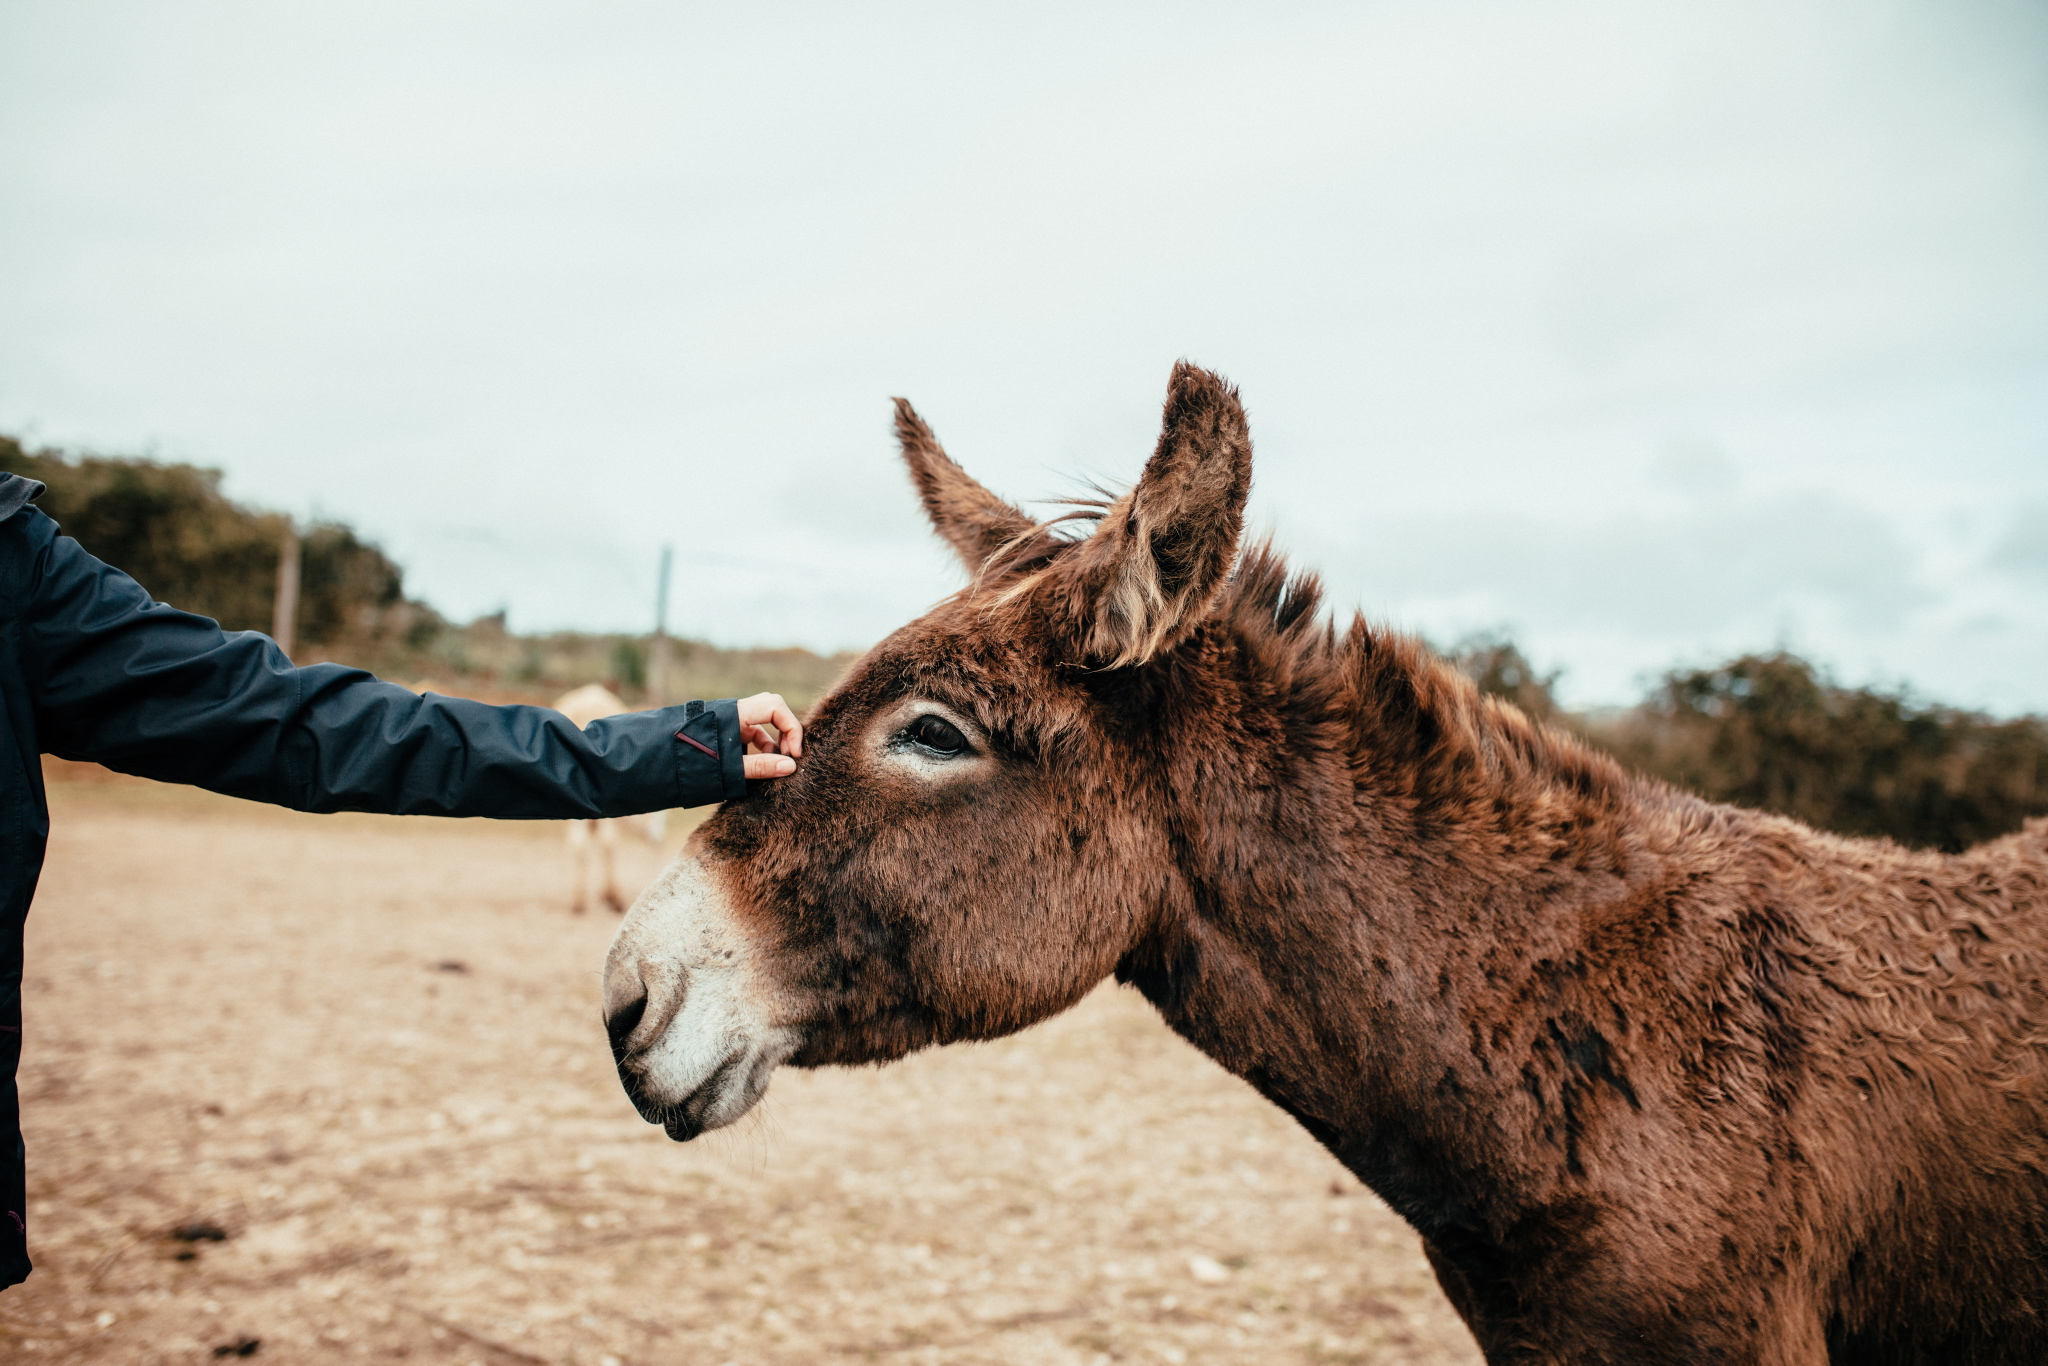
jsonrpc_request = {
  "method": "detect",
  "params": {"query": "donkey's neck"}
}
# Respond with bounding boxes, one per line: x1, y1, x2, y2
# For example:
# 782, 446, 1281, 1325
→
1121, 620, 1672, 1235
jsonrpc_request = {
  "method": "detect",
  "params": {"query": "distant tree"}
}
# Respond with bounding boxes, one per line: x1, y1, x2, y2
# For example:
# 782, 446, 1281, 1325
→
1435, 631, 2047, 853
1446, 631, 1563, 722
1601, 652, 2048, 853
1, 436, 428, 651
3, 437, 282, 631
297, 520, 408, 646
609, 637, 648, 692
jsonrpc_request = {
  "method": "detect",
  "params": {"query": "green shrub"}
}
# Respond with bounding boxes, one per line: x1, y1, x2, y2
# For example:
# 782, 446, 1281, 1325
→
1, 436, 422, 651
1596, 653, 2048, 852
1446, 631, 1563, 723
1446, 634, 2047, 850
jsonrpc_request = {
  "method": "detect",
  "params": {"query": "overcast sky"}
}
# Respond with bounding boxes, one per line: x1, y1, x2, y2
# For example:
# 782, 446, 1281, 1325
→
3, 1, 2045, 710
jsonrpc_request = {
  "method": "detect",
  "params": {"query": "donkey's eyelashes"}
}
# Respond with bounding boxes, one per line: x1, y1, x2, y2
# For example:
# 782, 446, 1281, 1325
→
902, 714, 970, 757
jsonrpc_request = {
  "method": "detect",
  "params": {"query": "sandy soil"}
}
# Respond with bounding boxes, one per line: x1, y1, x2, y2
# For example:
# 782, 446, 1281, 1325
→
3, 782, 1481, 1366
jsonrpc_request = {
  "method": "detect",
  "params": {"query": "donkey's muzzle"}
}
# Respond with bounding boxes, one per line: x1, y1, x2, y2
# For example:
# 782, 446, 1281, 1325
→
599, 855, 798, 1141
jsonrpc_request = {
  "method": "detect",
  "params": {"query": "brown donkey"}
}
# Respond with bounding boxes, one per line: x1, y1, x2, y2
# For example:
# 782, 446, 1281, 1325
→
603, 364, 2048, 1364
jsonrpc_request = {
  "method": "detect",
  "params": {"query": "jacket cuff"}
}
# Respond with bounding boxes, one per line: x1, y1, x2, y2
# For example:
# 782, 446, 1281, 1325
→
672, 698, 748, 807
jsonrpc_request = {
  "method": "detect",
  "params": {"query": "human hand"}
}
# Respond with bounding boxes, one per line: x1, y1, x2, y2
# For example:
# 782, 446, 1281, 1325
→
737, 692, 803, 779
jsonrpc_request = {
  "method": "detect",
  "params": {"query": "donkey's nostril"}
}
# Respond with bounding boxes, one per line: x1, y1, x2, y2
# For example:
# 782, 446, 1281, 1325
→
605, 989, 648, 1059
603, 953, 690, 1066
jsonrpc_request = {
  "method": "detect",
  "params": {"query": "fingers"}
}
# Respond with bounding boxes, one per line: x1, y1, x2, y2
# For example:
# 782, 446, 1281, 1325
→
734, 693, 804, 781
735, 692, 804, 757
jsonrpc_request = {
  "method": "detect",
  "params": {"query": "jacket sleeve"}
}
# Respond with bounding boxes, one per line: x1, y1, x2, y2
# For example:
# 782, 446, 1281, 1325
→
14, 506, 748, 817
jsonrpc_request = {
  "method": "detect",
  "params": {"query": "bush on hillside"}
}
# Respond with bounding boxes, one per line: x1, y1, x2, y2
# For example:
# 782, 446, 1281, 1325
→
1, 437, 428, 650
1446, 632, 1564, 723
4, 438, 286, 632
1599, 653, 2048, 853
1446, 635, 2048, 853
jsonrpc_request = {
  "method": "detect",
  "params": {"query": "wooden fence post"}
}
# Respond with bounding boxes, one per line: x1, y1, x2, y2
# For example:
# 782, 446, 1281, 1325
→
272, 518, 300, 658
649, 544, 673, 705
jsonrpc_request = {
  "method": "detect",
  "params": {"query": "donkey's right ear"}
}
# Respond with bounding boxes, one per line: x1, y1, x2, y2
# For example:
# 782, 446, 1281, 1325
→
894, 397, 1036, 575
1029, 363, 1252, 669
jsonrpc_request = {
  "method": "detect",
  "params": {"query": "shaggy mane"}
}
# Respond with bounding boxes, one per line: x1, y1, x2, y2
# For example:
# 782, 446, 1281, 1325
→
971, 524, 1637, 822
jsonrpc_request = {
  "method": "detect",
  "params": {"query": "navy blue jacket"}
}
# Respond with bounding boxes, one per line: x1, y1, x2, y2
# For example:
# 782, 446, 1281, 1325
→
0, 472, 746, 1287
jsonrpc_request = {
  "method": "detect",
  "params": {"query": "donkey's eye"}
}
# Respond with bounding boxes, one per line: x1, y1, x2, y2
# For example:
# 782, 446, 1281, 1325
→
904, 714, 969, 756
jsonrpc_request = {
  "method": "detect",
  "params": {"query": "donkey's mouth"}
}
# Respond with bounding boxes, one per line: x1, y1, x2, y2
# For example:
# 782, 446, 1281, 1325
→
618, 1037, 792, 1143
654, 1063, 749, 1142
617, 1055, 738, 1142
602, 853, 797, 1142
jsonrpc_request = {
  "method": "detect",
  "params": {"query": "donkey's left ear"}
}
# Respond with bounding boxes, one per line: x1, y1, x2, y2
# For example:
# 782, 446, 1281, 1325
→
895, 396, 1037, 575
1041, 362, 1252, 667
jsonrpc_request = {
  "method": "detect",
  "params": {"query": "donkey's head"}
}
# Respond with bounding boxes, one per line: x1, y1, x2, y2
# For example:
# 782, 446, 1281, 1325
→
604, 363, 1261, 1139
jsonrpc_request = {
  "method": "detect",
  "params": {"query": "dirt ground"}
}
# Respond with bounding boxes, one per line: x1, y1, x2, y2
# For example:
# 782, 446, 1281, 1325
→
4, 781, 1481, 1366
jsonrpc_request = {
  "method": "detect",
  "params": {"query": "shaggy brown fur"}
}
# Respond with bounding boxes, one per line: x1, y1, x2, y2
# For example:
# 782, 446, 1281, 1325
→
685, 364, 2048, 1364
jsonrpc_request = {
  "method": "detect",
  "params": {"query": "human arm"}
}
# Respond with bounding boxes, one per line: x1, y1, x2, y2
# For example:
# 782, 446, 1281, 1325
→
8, 502, 787, 817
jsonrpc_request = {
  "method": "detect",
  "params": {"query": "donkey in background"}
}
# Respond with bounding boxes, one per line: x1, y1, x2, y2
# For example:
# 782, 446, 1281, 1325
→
553, 683, 668, 914
603, 364, 2048, 1364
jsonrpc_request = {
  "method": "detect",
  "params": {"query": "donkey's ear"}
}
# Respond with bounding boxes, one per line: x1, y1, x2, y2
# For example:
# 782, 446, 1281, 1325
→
894, 397, 1036, 575
1043, 362, 1252, 668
